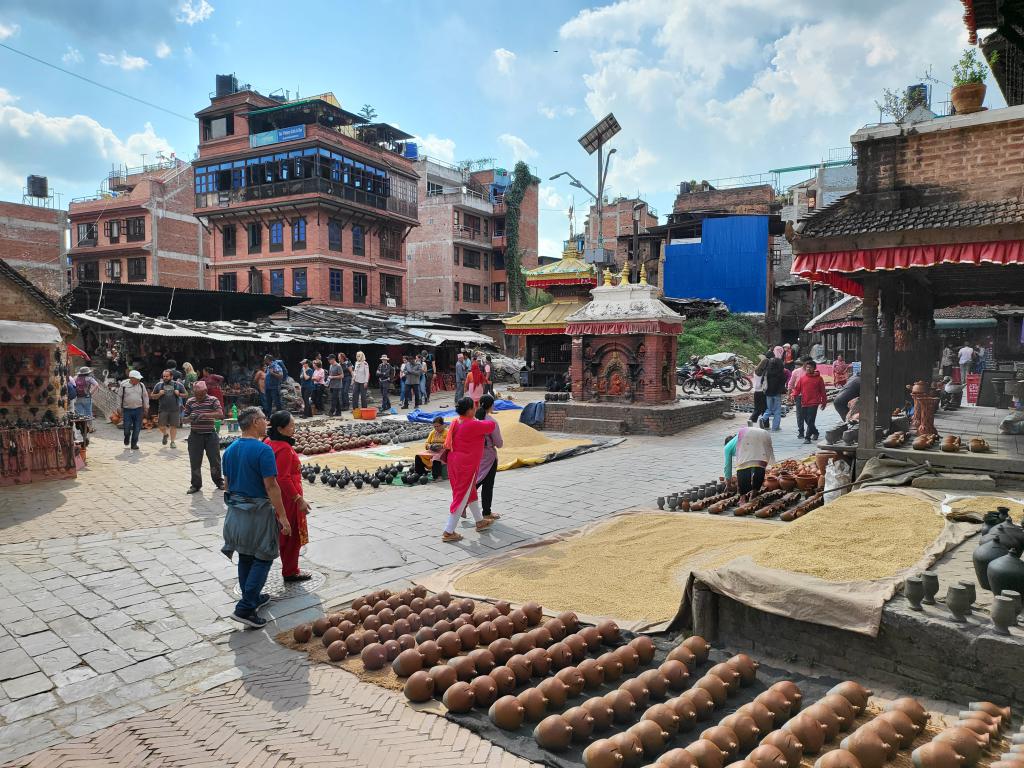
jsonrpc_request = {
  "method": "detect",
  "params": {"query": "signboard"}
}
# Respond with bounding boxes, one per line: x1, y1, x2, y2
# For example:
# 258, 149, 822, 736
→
250, 124, 306, 148
966, 374, 981, 405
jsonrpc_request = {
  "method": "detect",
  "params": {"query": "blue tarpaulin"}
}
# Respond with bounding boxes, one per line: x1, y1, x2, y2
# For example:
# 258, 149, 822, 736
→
663, 216, 768, 313
405, 399, 523, 423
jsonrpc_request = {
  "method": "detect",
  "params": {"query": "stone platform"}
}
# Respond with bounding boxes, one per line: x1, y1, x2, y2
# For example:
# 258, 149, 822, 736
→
543, 398, 730, 435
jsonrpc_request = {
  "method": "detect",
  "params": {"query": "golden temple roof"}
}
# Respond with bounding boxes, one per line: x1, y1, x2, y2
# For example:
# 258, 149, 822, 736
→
503, 300, 588, 334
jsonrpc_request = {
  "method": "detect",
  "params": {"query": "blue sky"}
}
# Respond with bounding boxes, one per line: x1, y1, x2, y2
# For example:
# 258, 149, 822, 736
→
0, 0, 995, 259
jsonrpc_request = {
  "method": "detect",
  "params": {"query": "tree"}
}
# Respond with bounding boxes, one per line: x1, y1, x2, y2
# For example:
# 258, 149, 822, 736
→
504, 161, 539, 311
358, 104, 377, 121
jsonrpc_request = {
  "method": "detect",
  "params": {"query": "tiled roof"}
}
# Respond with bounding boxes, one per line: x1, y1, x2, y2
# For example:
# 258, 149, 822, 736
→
808, 297, 1020, 331
814, 298, 862, 326
799, 197, 1024, 239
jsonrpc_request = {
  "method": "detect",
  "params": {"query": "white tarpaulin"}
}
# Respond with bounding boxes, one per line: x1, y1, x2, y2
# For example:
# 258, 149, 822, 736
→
0, 320, 62, 345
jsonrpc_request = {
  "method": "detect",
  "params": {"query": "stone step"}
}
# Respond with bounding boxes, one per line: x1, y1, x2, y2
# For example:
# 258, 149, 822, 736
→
564, 416, 628, 435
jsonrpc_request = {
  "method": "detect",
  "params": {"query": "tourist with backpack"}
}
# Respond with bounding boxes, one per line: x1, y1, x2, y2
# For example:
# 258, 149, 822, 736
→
262, 355, 284, 416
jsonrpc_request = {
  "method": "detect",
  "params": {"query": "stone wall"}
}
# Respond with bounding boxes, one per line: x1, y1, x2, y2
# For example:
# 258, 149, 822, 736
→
673, 185, 773, 216
0, 202, 66, 297
543, 399, 728, 436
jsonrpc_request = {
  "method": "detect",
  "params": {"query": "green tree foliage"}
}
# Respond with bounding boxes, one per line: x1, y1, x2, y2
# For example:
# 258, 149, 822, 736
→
525, 289, 553, 310
676, 314, 766, 363
503, 161, 538, 311
358, 104, 378, 121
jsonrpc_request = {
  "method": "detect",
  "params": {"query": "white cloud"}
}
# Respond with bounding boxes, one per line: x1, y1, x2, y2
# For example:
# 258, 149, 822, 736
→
414, 133, 457, 164
155, 41, 172, 59
0, 88, 17, 105
539, 237, 564, 259
538, 186, 565, 211
538, 104, 578, 119
0, 21, 19, 39
61, 46, 83, 65
0, 97, 174, 199
98, 50, 150, 71
493, 48, 516, 75
498, 133, 538, 162
176, 0, 214, 25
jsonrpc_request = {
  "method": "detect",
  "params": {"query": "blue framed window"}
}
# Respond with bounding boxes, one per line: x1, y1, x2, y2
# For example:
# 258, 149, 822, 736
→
352, 225, 364, 256
292, 217, 306, 249
292, 268, 307, 297
329, 269, 342, 301
270, 269, 284, 296
269, 221, 284, 252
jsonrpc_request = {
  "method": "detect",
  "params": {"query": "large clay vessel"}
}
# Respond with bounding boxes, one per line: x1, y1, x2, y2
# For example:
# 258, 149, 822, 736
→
762, 729, 805, 768
989, 550, 1024, 596
814, 750, 863, 768
784, 713, 828, 754
828, 681, 872, 715
912, 741, 965, 768
975, 538, 1012, 591
841, 728, 893, 768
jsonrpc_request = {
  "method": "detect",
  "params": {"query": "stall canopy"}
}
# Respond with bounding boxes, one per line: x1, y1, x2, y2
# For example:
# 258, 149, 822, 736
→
70, 282, 306, 322
279, 305, 496, 348
0, 320, 62, 345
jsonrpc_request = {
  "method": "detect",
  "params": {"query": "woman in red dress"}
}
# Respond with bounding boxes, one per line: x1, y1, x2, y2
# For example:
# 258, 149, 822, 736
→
265, 410, 312, 581
442, 397, 496, 543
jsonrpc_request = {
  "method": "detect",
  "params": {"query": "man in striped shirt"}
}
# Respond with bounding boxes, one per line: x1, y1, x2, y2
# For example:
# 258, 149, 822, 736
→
184, 380, 225, 494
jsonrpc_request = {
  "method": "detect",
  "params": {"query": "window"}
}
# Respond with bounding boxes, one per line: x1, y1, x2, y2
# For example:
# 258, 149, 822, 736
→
453, 210, 460, 226
464, 213, 481, 235
269, 220, 284, 252
493, 252, 506, 270
106, 259, 122, 283
248, 268, 263, 294
427, 181, 443, 196
202, 114, 234, 141
483, 253, 489, 271
103, 219, 120, 243
353, 272, 368, 303
292, 217, 306, 249
329, 269, 343, 301
222, 225, 236, 256
453, 247, 460, 265
484, 286, 489, 304
463, 283, 481, 303
76, 223, 97, 246
463, 249, 481, 269
127, 257, 146, 282
352, 225, 364, 256
453, 282, 460, 301
492, 282, 506, 301
218, 272, 238, 291
292, 268, 307, 297
126, 217, 145, 242
270, 269, 285, 296
379, 228, 399, 260
328, 219, 342, 251
77, 261, 99, 282
247, 222, 262, 253
380, 274, 402, 307
483, 219, 489, 237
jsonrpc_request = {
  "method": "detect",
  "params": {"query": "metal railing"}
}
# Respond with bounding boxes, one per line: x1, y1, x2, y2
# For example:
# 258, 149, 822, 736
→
195, 177, 417, 219
453, 225, 489, 244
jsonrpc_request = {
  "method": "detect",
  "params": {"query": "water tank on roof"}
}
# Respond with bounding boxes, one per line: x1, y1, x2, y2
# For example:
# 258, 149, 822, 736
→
26, 175, 48, 198
215, 74, 238, 97
403, 142, 418, 159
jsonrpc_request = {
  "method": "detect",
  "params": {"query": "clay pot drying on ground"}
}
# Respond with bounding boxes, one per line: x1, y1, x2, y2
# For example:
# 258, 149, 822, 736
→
630, 635, 657, 664
547, 641, 573, 670
526, 647, 552, 677
639, 669, 671, 700
933, 726, 989, 765
312, 617, 332, 636
477, 621, 498, 645
511, 632, 535, 655
443, 680, 475, 713
579, 658, 606, 689
609, 730, 645, 768
605, 689, 638, 723
841, 728, 893, 768
770, 681, 803, 711
969, 438, 990, 453
784, 713, 828, 754
428, 664, 457, 694
564, 705, 595, 742
681, 688, 717, 721
764, 476, 782, 492
436, 631, 461, 658
293, 624, 313, 643
521, 601, 542, 625
598, 652, 624, 682
682, 635, 711, 662
489, 666, 517, 697
957, 709, 1002, 734
736, 701, 775, 734
912, 434, 937, 451
686, 739, 728, 768
829, 681, 873, 715
818, 694, 856, 732
814, 749, 863, 768
382, 640, 402, 661
667, 696, 698, 731
883, 697, 927, 730
701, 726, 740, 760
403, 670, 434, 702
762, 730, 805, 768
615, 645, 641, 673
488, 638, 514, 665
557, 609, 578, 630
555, 666, 585, 697
508, 609, 529, 632
644, 702, 681, 735
456, 624, 479, 650
874, 709, 919, 748
620, 678, 651, 709
802, 703, 843, 742
860, 717, 900, 758
708, 662, 742, 693
969, 701, 1011, 719
543, 618, 566, 641
695, 674, 729, 707
660, 660, 691, 691
721, 712, 762, 750
597, 619, 621, 644
912, 741, 965, 768
583, 739, 625, 768
658, 748, 700, 768
748, 745, 790, 768
725, 653, 759, 686
518, 688, 549, 722
989, 551, 1024, 596
582, 696, 615, 733
470, 675, 498, 708
579, 625, 603, 650
564, 633, 588, 661
327, 640, 348, 662
361, 643, 387, 671
492, 615, 514, 638
538, 676, 569, 709
529, 626, 554, 648
506, 654, 532, 685
756, 689, 794, 725
448, 655, 476, 682
631, 719, 671, 757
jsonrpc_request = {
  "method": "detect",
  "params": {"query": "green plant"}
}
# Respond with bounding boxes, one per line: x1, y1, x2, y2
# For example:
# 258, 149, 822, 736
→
676, 314, 767, 364
503, 160, 539, 311
358, 104, 378, 121
525, 289, 553, 310
952, 48, 990, 87
875, 87, 927, 122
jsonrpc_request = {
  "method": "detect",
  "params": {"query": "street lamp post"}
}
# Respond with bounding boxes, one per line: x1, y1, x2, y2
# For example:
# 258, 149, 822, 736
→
631, 201, 644, 284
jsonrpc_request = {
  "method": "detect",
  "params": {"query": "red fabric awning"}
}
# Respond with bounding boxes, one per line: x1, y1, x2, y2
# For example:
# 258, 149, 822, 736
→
791, 240, 1024, 296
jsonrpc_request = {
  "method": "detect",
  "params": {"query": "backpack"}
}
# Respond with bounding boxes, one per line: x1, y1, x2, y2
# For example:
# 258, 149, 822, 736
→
274, 359, 289, 380
67, 377, 77, 400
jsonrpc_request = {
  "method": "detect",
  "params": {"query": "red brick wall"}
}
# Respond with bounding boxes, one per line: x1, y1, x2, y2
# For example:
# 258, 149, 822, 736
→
673, 185, 773, 215
583, 199, 657, 254
0, 202, 66, 297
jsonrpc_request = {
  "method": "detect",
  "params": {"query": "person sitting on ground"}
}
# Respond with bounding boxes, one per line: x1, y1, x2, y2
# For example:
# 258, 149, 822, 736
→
414, 416, 447, 481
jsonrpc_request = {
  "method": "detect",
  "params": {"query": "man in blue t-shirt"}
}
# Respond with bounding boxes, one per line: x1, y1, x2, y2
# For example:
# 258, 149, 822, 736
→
221, 406, 290, 629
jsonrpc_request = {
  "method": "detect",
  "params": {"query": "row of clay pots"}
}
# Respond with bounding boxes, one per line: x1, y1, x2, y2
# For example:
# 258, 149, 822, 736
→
912, 701, 1013, 768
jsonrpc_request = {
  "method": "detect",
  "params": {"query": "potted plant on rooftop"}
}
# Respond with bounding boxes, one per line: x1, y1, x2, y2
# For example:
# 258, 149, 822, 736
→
951, 48, 994, 115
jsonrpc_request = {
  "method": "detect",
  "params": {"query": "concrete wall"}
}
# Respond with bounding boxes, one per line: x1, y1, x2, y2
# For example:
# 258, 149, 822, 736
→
0, 202, 66, 298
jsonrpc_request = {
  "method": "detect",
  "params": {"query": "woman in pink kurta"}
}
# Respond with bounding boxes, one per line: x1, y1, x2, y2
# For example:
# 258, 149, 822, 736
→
442, 397, 497, 543
465, 361, 486, 408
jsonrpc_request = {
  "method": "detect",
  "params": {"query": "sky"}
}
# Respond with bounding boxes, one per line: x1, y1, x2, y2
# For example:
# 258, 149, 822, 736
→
0, 0, 997, 260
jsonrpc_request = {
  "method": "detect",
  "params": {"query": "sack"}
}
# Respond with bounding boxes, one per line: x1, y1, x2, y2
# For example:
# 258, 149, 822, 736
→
824, 458, 852, 502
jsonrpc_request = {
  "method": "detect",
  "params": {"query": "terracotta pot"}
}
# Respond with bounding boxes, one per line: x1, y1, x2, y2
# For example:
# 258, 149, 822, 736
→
952, 82, 986, 115
748, 744, 791, 768
785, 712, 828, 754
933, 726, 988, 764
687, 739, 727, 768
659, 748, 700, 768
912, 741, 965, 768
803, 702, 843, 742
883, 433, 906, 448
815, 452, 838, 474
884, 698, 928, 730
581, 697, 615, 733
534, 714, 573, 751
489, 695, 525, 730
795, 474, 818, 492
764, 475, 781, 492
771, 681, 804, 710
762, 729, 805, 768
583, 738, 625, 768
841, 728, 893, 768
564, 706, 595, 742
969, 438, 990, 453
779, 474, 798, 492
814, 750, 864, 768
643, 702, 681, 735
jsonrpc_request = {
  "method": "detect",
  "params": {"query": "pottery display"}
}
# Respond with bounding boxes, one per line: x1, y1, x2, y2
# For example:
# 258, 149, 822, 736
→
884, 698, 928, 730
762, 729, 806, 768
904, 577, 925, 611
534, 714, 574, 751
630, 719, 670, 756
922, 572, 940, 605
933, 726, 988, 764
989, 550, 1024, 596
912, 741, 965, 768
912, 434, 937, 451
969, 438, 990, 453
489, 694, 525, 730
840, 728, 893, 768
874, 709, 919, 748
785, 712, 828, 754
803, 702, 843, 741
814, 750, 864, 768
940, 436, 962, 453
687, 738, 728, 768
583, 738, 624, 768
883, 432, 907, 449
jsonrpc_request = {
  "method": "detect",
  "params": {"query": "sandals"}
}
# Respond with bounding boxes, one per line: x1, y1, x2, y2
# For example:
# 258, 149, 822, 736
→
475, 518, 495, 532
485, 513, 501, 520
442, 532, 464, 543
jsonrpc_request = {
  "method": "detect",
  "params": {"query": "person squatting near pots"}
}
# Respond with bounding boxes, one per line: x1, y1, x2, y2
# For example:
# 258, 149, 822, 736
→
723, 421, 776, 502
415, 416, 447, 480
117, 370, 150, 450
791, 358, 828, 444
265, 410, 312, 582
183, 380, 225, 494
441, 397, 497, 543
221, 406, 291, 628
475, 394, 503, 519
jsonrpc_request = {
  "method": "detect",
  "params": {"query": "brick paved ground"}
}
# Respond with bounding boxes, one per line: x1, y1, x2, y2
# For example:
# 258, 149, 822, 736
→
0, 398, 832, 766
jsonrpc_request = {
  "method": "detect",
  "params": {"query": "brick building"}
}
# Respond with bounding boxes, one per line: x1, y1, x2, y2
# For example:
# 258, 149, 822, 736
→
192, 76, 419, 309
582, 197, 657, 269
405, 158, 538, 313
68, 160, 205, 289
672, 182, 773, 216
0, 200, 67, 298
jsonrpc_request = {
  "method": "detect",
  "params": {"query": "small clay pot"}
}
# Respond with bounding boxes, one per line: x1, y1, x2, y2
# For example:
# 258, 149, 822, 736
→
841, 727, 893, 768
312, 617, 332, 636
629, 719, 670, 757
392, 648, 424, 677
720, 712, 761, 750
762, 730, 805, 768
614, 645, 641, 673
448, 655, 477, 682
707, 663, 742, 693
583, 739, 625, 768
581, 696, 615, 733
403, 670, 434, 702
736, 701, 775, 734
911, 741, 965, 768
467, 648, 496, 675
361, 642, 387, 671
829, 681, 872, 715
681, 687, 716, 721
597, 619, 621, 644
493, 615, 514, 638
819, 694, 856, 732
875, 709, 920, 749
555, 666, 585, 697
538, 676, 569, 709
803, 702, 844, 742
682, 635, 711, 663
660, 660, 691, 691
526, 647, 552, 677
784, 712, 828, 754
667, 695, 698, 731
442, 680, 475, 713
884, 698, 928, 730
489, 666, 517, 696
436, 631, 462, 658
578, 626, 603, 651
701, 725, 740, 760
638, 669, 670, 700
605, 689, 637, 723
630, 636, 657, 664
557, 610, 579, 631
609, 730, 644, 767
687, 739, 727, 768
506, 654, 533, 685
529, 627, 554, 649
456, 624, 479, 650
969, 701, 1011, 720
598, 652, 624, 682
543, 618, 567, 641
643, 702, 681, 735
418, 640, 442, 667
564, 705, 596, 742
428, 664, 458, 694
563, 633, 588, 661
470, 674, 498, 709
748, 744, 791, 768
578, 658, 606, 689
814, 749, 863, 768
933, 726, 989, 765
326, 640, 348, 662
518, 688, 549, 722
619, 678, 650, 709
547, 641, 573, 670
487, 638, 514, 665
476, 621, 498, 645
511, 632, 536, 655
667, 645, 697, 666
508, 609, 529, 632
658, 748, 700, 768
726, 653, 759, 686
756, 689, 794, 724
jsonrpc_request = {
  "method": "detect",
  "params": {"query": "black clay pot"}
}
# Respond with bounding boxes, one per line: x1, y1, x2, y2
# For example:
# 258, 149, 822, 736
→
982, 510, 1010, 535
974, 538, 1010, 590
988, 550, 1024, 596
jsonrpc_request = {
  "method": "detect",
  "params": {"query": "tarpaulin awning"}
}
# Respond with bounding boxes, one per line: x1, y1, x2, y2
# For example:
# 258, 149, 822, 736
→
934, 318, 998, 328
406, 328, 494, 346
791, 240, 1024, 295
0, 320, 62, 345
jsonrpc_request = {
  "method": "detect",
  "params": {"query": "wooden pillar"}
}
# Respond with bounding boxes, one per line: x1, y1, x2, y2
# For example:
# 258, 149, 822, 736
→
858, 276, 880, 451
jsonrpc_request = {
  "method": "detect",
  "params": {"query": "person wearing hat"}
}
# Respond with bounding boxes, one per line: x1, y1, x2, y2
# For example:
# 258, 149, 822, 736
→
118, 370, 150, 450
152, 369, 186, 448
376, 354, 393, 411
298, 358, 315, 418
73, 367, 100, 419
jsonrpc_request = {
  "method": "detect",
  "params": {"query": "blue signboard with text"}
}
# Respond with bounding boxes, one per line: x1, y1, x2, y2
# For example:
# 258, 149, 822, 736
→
250, 124, 306, 148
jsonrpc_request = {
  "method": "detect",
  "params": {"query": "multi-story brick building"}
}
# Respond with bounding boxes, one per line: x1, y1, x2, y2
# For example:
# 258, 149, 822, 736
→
582, 196, 657, 268
405, 158, 538, 313
192, 76, 419, 309
68, 159, 206, 289
0, 199, 67, 298
672, 181, 773, 216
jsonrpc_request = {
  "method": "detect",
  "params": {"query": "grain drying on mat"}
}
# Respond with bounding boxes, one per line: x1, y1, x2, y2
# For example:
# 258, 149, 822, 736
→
947, 494, 1024, 519
750, 491, 944, 582
455, 514, 773, 622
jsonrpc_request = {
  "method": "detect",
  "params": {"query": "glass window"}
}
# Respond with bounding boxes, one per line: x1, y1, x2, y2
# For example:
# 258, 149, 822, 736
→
380, 273, 402, 306
202, 114, 234, 141
77, 261, 99, 282
126, 217, 145, 242
269, 221, 284, 252
454, 282, 460, 301
463, 250, 480, 269
76, 223, 97, 246
453, 247, 459, 265
106, 259, 121, 282
292, 268, 307, 297
247, 222, 262, 253
353, 272, 368, 303
126, 257, 146, 282
492, 282, 506, 301
463, 283, 481, 303
352, 225, 364, 256
483, 253, 489, 271
103, 219, 120, 242
292, 217, 306, 249
270, 269, 284, 296
218, 272, 237, 291
329, 269, 343, 301
328, 219, 342, 251
248, 268, 263, 294
222, 225, 236, 256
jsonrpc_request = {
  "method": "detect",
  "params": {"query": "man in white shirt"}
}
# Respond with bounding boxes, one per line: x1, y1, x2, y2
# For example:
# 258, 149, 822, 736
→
958, 343, 975, 385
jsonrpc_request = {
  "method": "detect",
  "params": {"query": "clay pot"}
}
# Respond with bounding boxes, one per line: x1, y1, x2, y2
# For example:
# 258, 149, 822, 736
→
579, 626, 603, 651
605, 690, 638, 723
643, 702, 681, 735
639, 669, 671, 700
564, 633, 588, 661
547, 641, 573, 670
630, 719, 670, 757
660, 660, 691, 691
585, 696, 614, 733
764, 476, 782, 492
756, 689, 793, 725
526, 647, 552, 677
681, 687, 717, 721
429, 664, 457, 694
701, 726, 740, 760
437, 631, 462, 658
814, 749, 863, 768
312, 617, 332, 636
434, 619, 453, 636
534, 714, 573, 751
818, 694, 856, 732
841, 728, 893, 768
418, 640, 442, 667
477, 621, 498, 645
403, 670, 435, 702
727, 653, 759, 686
529, 627, 554, 649
762, 730, 805, 768
830, 682, 873, 715
958, 710, 1002, 734
708, 663, 742, 693
579, 658, 606, 690
720, 712, 762, 750
376, 624, 396, 643
555, 666, 585, 697
337, 620, 356, 639
448, 655, 476, 682
609, 730, 645, 768
912, 741, 965, 768
493, 615, 514, 638
442, 681, 475, 713
687, 739, 727, 768
506, 654, 533, 685
862, 718, 903, 758
628, 635, 656, 663
468, 648, 496, 675
803, 702, 843, 742
392, 648, 424, 677
597, 619, 621, 644
386, 641, 405, 661
360, 642, 387, 671
564, 705, 596, 742
508, 609, 529, 632
362, 630, 380, 647
770, 681, 803, 711
599, 652, 624, 682
736, 701, 775, 734
615, 645, 641, 673
620, 678, 651, 709
518, 688, 549, 723
695, 675, 729, 707
490, 666, 517, 696
363, 614, 382, 632
543, 618, 566, 641
583, 739, 625, 768
511, 632, 536, 655
784, 713, 828, 754
456, 624, 479, 650
969, 438, 990, 453
488, 638, 514, 665
538, 677, 569, 709
933, 726, 989, 765
668, 645, 697, 666
748, 745, 791, 768
969, 701, 1011, 720
327, 640, 348, 662
989, 551, 1024, 597
658, 748, 700, 768
682, 635, 711, 663
667, 696, 698, 731
956, 718, 996, 739
875, 709, 919, 749
884, 698, 927, 730
912, 434, 936, 451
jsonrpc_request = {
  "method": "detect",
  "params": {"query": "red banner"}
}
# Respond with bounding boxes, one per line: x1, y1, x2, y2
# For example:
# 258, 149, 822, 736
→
966, 374, 981, 405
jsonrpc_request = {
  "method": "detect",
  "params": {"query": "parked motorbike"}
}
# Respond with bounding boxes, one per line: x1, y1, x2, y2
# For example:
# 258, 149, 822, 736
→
681, 363, 752, 394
